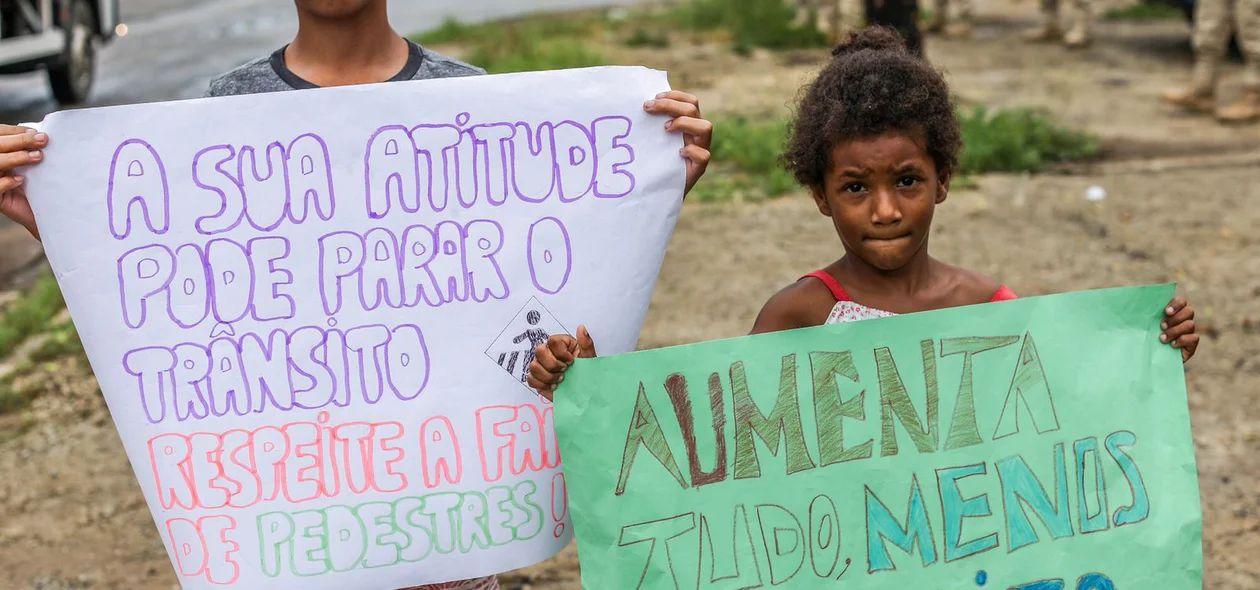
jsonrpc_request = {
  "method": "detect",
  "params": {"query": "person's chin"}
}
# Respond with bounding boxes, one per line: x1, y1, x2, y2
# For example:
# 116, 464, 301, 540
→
855, 252, 908, 271
859, 239, 914, 269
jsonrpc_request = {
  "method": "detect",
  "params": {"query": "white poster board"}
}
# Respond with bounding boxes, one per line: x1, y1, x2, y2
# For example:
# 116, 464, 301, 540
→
25, 66, 684, 589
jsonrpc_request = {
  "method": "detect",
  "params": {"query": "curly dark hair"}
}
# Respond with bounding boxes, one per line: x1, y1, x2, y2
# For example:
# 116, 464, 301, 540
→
782, 27, 962, 189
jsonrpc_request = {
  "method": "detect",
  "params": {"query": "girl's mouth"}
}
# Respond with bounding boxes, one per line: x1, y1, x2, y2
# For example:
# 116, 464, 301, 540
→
864, 233, 912, 242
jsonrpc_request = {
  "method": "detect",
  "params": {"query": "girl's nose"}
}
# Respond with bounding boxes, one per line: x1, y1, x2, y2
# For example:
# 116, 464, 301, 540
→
871, 189, 903, 224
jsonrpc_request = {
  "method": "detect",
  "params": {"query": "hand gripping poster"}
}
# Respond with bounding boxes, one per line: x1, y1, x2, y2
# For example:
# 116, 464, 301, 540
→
24, 66, 685, 589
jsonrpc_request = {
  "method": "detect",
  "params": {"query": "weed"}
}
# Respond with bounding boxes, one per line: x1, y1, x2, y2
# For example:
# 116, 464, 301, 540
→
0, 273, 66, 359
669, 0, 829, 52
412, 13, 607, 74
625, 28, 671, 48
689, 115, 798, 202
470, 37, 605, 74
412, 12, 605, 46
0, 374, 39, 415
959, 105, 1100, 174
713, 116, 796, 189
412, 17, 475, 45
29, 322, 84, 365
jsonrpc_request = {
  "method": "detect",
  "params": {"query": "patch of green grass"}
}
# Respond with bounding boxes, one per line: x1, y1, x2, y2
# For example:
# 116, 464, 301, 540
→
0, 325, 86, 415
0, 376, 37, 415
950, 174, 981, 191
29, 322, 84, 365
689, 115, 798, 202
0, 273, 66, 359
412, 17, 477, 45
416, 2, 828, 64
412, 13, 606, 46
625, 27, 671, 48
667, 0, 829, 52
470, 37, 606, 74
1102, 2, 1183, 20
411, 13, 607, 74
959, 105, 1100, 174
712, 116, 796, 190
0, 273, 91, 417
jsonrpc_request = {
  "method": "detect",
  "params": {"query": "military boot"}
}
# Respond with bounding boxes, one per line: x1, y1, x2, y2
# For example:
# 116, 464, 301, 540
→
1161, 56, 1219, 114
1063, 10, 1092, 48
1216, 91, 1260, 123
1022, 19, 1062, 42
945, 20, 973, 38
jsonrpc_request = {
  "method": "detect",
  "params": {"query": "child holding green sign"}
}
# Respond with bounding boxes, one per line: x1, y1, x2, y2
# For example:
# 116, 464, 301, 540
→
527, 26, 1199, 398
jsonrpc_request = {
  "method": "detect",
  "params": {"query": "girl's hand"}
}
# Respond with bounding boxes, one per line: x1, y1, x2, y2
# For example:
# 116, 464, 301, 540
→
0, 125, 49, 241
1161, 298, 1198, 363
528, 325, 597, 401
645, 91, 712, 197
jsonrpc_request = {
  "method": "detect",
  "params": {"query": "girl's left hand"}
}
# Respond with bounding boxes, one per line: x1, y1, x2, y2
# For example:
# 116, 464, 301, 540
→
1161, 298, 1199, 363
645, 91, 712, 197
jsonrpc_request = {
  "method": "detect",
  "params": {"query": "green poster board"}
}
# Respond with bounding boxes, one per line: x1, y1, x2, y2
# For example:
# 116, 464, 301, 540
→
556, 285, 1201, 589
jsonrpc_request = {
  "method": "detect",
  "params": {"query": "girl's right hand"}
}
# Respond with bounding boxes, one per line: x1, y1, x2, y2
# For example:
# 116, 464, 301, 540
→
528, 325, 597, 401
0, 125, 49, 241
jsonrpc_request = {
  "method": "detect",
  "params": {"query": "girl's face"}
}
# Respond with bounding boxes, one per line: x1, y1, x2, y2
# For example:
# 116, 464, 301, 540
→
810, 130, 948, 272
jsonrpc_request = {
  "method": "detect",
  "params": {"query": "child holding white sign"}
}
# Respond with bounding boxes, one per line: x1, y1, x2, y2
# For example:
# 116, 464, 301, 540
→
0, 0, 714, 236
527, 26, 1199, 398
0, 2, 712, 590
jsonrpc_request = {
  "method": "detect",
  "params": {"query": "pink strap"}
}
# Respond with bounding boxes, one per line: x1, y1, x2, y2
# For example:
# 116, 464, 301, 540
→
807, 271, 1015, 304
803, 270, 851, 302
990, 285, 1018, 302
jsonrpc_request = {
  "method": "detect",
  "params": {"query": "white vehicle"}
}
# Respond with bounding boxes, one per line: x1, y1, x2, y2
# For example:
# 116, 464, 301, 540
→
0, 0, 119, 105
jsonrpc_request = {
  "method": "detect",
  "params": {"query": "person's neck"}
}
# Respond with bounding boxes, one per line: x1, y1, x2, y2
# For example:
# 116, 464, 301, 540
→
286, 5, 409, 87
834, 243, 938, 297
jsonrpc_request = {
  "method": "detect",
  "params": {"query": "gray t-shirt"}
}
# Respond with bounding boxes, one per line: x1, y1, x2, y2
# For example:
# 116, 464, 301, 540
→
204, 39, 484, 97
203, 42, 494, 590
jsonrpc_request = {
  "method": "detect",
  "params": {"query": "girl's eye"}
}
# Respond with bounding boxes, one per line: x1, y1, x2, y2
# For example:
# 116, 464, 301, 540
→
842, 182, 866, 194
896, 176, 920, 188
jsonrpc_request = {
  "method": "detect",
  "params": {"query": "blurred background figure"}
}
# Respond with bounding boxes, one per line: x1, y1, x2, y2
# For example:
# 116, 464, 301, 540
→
1024, 0, 1093, 47
797, 0, 847, 41
864, 0, 924, 54
1160, 0, 1260, 122
798, 0, 922, 56
924, 0, 973, 38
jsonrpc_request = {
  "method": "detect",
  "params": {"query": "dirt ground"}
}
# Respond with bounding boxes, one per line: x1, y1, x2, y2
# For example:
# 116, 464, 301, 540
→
2, 2, 1259, 589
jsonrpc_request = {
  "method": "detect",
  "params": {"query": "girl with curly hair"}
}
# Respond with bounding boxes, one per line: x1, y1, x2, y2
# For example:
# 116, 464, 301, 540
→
527, 26, 1199, 397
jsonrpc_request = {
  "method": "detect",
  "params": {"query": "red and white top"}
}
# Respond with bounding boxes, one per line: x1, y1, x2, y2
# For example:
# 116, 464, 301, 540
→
405, 577, 500, 590
803, 270, 1017, 325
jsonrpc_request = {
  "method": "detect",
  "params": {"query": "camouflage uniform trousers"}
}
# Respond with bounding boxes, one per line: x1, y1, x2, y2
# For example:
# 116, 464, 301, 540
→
1192, 0, 1260, 90
1038, 0, 1091, 26
934, 0, 973, 23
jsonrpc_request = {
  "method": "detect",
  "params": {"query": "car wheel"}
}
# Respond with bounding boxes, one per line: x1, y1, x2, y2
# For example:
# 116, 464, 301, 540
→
48, 0, 96, 105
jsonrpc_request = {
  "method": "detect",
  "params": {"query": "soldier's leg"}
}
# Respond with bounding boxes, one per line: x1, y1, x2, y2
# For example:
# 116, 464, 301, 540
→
1218, 0, 1260, 121
945, 0, 974, 37
1064, 0, 1093, 47
1163, 0, 1232, 111
926, 0, 948, 33
1024, 0, 1063, 41
865, 0, 925, 56
826, 0, 845, 42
